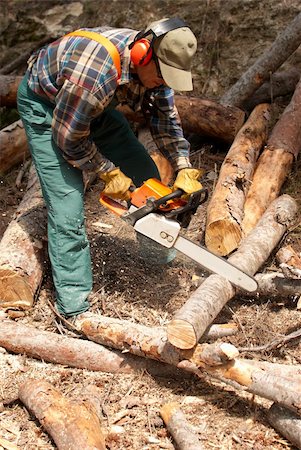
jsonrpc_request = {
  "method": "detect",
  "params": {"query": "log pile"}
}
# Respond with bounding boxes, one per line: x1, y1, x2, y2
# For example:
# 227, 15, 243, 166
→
1, 12, 301, 450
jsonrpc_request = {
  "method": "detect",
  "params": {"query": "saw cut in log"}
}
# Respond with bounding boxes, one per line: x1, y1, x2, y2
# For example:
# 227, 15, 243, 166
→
167, 194, 298, 350
138, 127, 174, 185
0, 119, 29, 174
160, 402, 204, 450
0, 317, 191, 379
205, 103, 270, 256
242, 68, 300, 111
268, 403, 301, 449
19, 379, 106, 450
220, 13, 301, 108
0, 74, 23, 107
242, 78, 301, 235
0, 165, 46, 310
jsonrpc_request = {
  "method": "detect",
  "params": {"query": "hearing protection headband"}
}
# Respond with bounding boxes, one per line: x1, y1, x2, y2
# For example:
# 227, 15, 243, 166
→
129, 17, 187, 49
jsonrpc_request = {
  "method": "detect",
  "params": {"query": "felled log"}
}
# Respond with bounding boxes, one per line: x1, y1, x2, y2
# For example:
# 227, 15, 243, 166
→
0, 119, 29, 174
243, 360, 301, 379
242, 78, 301, 235
160, 402, 203, 450
173, 95, 245, 143
242, 68, 301, 111
0, 317, 191, 379
194, 271, 301, 298
138, 127, 174, 185
205, 103, 270, 256
268, 403, 301, 449
220, 13, 301, 107
0, 74, 23, 107
19, 379, 106, 450
167, 194, 298, 350
73, 313, 301, 414
0, 165, 46, 310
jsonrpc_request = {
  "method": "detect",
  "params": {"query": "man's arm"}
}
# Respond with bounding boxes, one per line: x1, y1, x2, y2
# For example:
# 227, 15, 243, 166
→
146, 86, 192, 171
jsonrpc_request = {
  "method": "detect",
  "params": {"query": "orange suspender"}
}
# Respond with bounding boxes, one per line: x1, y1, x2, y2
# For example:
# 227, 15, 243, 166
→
66, 30, 121, 79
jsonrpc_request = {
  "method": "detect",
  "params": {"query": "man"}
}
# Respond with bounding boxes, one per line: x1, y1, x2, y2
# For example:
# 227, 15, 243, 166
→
17, 17, 203, 319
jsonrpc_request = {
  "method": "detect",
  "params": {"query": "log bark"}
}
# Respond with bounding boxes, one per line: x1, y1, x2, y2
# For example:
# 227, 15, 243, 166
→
19, 379, 106, 450
167, 194, 298, 350
0, 317, 191, 379
242, 68, 300, 111
205, 103, 270, 256
0, 75, 23, 107
138, 126, 174, 185
0, 119, 29, 174
72, 314, 301, 414
243, 360, 301, 379
268, 403, 301, 449
174, 95, 245, 143
0, 165, 46, 310
242, 78, 301, 235
194, 271, 301, 298
220, 13, 301, 107
160, 402, 203, 450
276, 244, 301, 279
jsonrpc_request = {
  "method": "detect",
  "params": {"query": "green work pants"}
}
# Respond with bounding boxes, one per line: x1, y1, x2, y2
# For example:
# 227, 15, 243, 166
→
17, 74, 159, 317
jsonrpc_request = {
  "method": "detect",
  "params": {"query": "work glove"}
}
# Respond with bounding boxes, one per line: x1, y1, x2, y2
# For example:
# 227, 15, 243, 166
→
99, 168, 133, 201
173, 168, 204, 195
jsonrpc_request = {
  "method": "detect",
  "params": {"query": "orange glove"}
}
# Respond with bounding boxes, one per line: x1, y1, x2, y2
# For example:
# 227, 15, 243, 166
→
99, 168, 133, 201
173, 168, 204, 194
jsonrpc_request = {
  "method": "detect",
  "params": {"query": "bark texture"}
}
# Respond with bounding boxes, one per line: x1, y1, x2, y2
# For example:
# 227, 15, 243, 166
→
0, 74, 23, 107
167, 195, 298, 349
160, 402, 204, 450
205, 103, 270, 256
0, 165, 46, 310
268, 403, 301, 449
242, 78, 301, 235
0, 317, 190, 379
0, 119, 29, 174
19, 379, 106, 450
242, 68, 300, 111
220, 13, 301, 107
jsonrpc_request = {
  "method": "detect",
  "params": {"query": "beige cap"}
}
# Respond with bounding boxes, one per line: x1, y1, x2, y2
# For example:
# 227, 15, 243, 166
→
152, 21, 197, 91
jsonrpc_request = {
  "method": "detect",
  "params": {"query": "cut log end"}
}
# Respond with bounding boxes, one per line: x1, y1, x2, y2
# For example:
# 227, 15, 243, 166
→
0, 266, 34, 310
205, 219, 243, 256
167, 319, 197, 350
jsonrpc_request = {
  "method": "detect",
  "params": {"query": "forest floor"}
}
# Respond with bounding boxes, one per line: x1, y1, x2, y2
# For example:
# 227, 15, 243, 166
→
0, 1, 301, 449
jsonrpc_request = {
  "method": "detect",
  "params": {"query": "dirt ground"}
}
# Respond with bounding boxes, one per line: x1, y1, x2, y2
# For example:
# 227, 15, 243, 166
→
0, 1, 301, 449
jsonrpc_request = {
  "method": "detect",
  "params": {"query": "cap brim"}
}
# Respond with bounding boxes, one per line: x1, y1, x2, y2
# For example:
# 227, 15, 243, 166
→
158, 59, 193, 91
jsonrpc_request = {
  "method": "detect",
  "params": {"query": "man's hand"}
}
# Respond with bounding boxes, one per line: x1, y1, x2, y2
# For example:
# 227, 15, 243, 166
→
99, 168, 133, 201
173, 168, 204, 194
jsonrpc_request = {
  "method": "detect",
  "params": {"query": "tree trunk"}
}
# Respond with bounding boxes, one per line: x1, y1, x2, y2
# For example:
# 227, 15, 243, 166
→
243, 360, 301, 379
0, 317, 190, 379
138, 127, 174, 185
174, 95, 245, 143
242, 78, 301, 235
0, 165, 46, 310
0, 75, 23, 107
220, 13, 301, 107
0, 119, 29, 174
18, 379, 106, 450
72, 314, 301, 414
205, 103, 270, 256
167, 194, 298, 350
268, 403, 301, 449
160, 402, 204, 450
242, 68, 300, 111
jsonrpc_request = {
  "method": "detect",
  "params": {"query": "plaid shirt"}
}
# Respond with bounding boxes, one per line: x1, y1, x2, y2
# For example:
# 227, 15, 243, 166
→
27, 27, 191, 173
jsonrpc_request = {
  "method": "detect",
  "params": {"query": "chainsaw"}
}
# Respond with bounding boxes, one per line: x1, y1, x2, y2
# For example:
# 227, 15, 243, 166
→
100, 178, 258, 293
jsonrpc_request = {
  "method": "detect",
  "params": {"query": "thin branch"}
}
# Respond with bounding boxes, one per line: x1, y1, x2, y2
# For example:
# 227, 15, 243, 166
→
238, 328, 301, 352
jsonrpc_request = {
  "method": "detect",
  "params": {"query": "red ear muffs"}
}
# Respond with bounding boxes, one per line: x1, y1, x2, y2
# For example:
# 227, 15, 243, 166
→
130, 38, 153, 66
